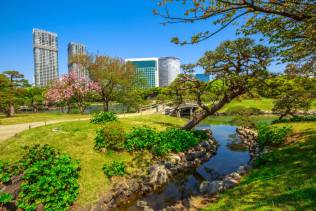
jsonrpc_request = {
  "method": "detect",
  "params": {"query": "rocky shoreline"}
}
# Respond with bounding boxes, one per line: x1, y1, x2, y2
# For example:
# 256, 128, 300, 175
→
93, 130, 218, 210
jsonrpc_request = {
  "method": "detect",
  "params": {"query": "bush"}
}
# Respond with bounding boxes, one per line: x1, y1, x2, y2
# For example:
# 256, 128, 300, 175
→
102, 161, 126, 178
0, 145, 80, 211
257, 123, 292, 148
94, 125, 125, 151
229, 116, 256, 128
90, 111, 117, 124
124, 127, 160, 152
272, 115, 316, 124
124, 127, 203, 156
225, 106, 263, 116
192, 130, 209, 141
0, 191, 13, 204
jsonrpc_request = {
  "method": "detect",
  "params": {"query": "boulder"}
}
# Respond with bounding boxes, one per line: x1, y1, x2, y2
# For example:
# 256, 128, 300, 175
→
223, 177, 239, 189
167, 154, 181, 164
149, 165, 170, 188
199, 181, 223, 194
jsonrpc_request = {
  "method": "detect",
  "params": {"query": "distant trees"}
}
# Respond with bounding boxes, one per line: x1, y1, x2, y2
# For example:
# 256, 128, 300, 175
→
171, 38, 272, 130
71, 55, 143, 112
0, 70, 29, 117
46, 72, 99, 114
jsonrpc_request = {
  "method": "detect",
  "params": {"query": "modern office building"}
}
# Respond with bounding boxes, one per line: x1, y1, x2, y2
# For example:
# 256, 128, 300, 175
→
125, 57, 180, 88
195, 73, 211, 82
67, 42, 89, 80
33, 29, 58, 87
158, 57, 180, 87
125, 58, 159, 89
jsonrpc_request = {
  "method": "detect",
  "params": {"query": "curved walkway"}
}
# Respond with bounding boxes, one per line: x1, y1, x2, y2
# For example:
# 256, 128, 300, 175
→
0, 108, 160, 143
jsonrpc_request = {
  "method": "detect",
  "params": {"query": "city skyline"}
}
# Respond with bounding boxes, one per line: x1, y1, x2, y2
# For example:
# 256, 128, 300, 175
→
0, 0, 286, 83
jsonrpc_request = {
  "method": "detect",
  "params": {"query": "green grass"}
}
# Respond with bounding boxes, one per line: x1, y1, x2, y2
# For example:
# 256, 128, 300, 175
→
220, 98, 316, 112
0, 113, 90, 125
205, 122, 316, 210
201, 115, 278, 125
0, 114, 186, 207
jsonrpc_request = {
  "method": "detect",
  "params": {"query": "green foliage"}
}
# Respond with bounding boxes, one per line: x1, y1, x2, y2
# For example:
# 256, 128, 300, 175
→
192, 130, 209, 141
224, 106, 263, 116
0, 191, 13, 204
124, 127, 159, 152
0, 161, 14, 183
124, 127, 204, 156
102, 161, 126, 178
94, 125, 125, 151
90, 111, 117, 124
257, 123, 292, 148
229, 116, 256, 128
0, 145, 80, 211
272, 115, 316, 124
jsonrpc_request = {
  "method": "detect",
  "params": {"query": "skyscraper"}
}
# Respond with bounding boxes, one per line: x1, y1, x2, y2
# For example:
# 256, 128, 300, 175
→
33, 29, 58, 87
125, 57, 180, 89
68, 42, 89, 80
125, 58, 160, 89
158, 57, 180, 87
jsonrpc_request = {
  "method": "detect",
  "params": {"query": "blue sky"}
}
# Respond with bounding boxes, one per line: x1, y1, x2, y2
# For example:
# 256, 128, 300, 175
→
0, 0, 284, 83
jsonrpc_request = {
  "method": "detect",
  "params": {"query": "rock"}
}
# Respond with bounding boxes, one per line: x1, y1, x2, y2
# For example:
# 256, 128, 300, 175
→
149, 165, 170, 188
200, 141, 212, 151
52, 128, 59, 132
136, 200, 148, 208
230, 172, 241, 180
223, 178, 239, 189
167, 154, 181, 164
186, 151, 205, 161
237, 165, 247, 175
199, 181, 223, 194
144, 206, 154, 211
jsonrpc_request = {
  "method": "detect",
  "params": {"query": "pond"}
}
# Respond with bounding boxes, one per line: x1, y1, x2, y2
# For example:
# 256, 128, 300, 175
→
125, 124, 251, 210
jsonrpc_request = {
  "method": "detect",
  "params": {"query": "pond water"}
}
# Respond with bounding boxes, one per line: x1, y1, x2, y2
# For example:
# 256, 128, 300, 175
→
126, 124, 250, 210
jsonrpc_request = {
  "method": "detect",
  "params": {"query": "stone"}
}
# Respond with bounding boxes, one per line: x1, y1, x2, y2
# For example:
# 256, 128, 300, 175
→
199, 181, 223, 194
136, 200, 148, 208
149, 165, 170, 188
237, 165, 247, 175
230, 172, 241, 180
167, 154, 181, 164
223, 178, 239, 189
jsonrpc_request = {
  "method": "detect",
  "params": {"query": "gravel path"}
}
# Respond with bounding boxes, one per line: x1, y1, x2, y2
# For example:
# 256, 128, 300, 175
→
0, 109, 158, 143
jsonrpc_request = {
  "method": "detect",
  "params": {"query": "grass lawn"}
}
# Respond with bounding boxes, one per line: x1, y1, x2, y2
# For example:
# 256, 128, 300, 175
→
201, 115, 278, 125
0, 114, 186, 207
205, 122, 316, 210
220, 98, 316, 112
0, 113, 90, 125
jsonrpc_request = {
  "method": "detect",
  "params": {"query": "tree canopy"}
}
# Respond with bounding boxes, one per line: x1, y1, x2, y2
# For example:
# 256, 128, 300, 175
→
155, 0, 315, 64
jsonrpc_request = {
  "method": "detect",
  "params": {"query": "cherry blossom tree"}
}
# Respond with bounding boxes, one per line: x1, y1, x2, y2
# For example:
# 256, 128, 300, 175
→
46, 72, 100, 114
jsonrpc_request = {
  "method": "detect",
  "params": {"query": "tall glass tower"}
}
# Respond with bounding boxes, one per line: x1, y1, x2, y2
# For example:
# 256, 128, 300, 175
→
125, 58, 159, 89
68, 42, 89, 80
33, 29, 58, 87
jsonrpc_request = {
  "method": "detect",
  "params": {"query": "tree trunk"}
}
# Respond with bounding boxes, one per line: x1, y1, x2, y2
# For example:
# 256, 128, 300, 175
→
182, 89, 245, 130
103, 100, 109, 112
66, 102, 71, 114
6, 104, 15, 117
182, 110, 209, 130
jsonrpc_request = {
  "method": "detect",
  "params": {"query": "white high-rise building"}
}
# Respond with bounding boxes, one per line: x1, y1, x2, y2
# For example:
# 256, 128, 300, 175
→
33, 29, 58, 87
68, 42, 89, 80
125, 57, 180, 88
158, 57, 180, 87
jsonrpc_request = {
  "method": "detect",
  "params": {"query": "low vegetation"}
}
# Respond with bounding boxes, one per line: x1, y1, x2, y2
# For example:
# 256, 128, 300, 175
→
257, 123, 292, 147
102, 161, 126, 178
205, 122, 316, 210
272, 115, 316, 124
0, 145, 80, 210
0, 114, 186, 206
90, 111, 117, 124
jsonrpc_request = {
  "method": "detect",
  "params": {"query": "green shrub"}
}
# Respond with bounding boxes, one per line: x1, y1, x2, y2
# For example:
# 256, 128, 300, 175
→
157, 128, 199, 155
94, 125, 125, 151
257, 123, 292, 148
225, 106, 263, 116
0, 191, 13, 204
1, 145, 80, 211
102, 161, 126, 178
124, 127, 203, 156
192, 130, 209, 140
272, 115, 316, 124
229, 116, 256, 128
90, 111, 117, 124
0, 161, 14, 183
124, 127, 159, 152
